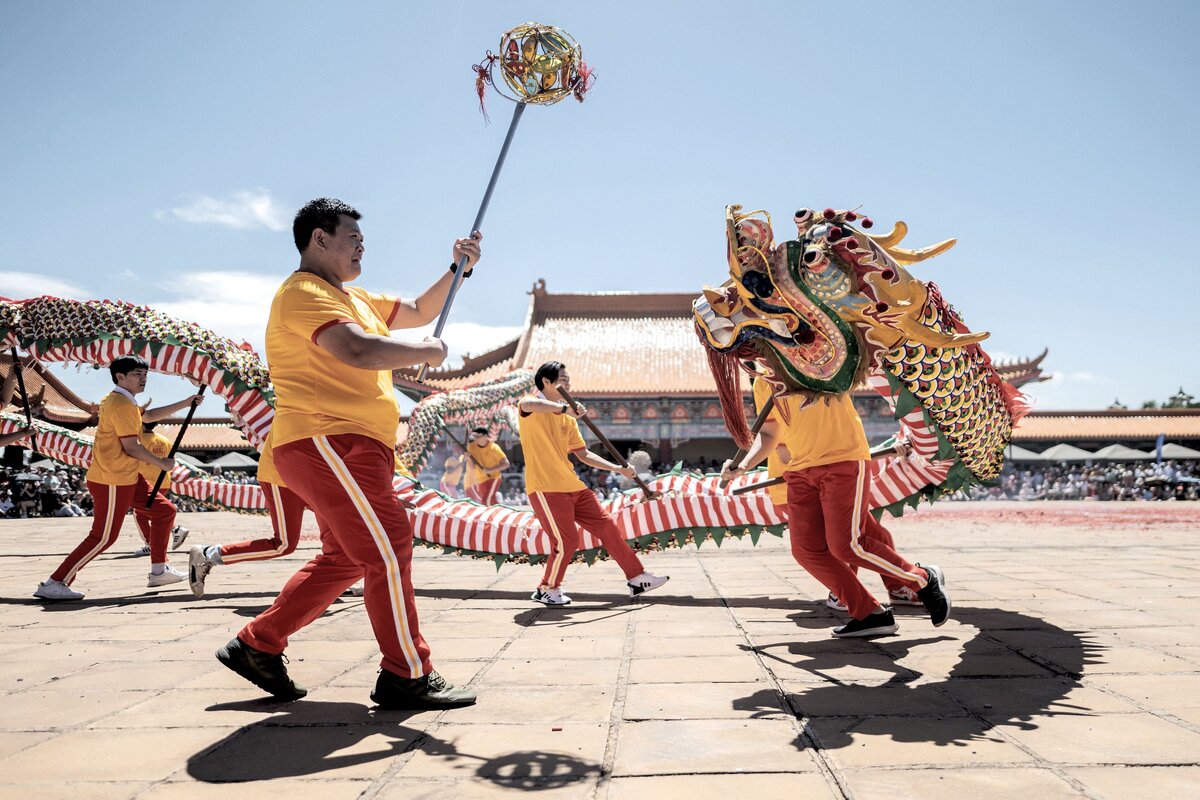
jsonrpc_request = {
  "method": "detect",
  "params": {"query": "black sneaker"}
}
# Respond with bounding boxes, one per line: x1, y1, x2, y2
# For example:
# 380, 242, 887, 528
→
370, 668, 477, 710
215, 637, 307, 700
916, 563, 951, 627
832, 607, 898, 638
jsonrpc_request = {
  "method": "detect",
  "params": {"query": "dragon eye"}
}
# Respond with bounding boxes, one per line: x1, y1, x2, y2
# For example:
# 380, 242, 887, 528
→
740, 270, 775, 298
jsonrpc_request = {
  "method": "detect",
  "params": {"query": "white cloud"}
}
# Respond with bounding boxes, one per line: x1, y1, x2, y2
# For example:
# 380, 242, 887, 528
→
0, 271, 89, 300
409, 321, 524, 367
152, 271, 280, 355
155, 189, 288, 231
1021, 370, 1117, 410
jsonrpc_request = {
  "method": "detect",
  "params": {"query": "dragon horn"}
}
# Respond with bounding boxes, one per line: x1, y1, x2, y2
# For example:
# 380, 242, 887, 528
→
866, 220, 908, 248
894, 315, 990, 348
885, 238, 957, 265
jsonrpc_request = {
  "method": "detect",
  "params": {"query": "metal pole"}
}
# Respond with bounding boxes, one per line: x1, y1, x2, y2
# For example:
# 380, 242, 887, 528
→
146, 384, 207, 508
558, 386, 659, 501
9, 347, 38, 453
415, 101, 527, 382
719, 394, 775, 488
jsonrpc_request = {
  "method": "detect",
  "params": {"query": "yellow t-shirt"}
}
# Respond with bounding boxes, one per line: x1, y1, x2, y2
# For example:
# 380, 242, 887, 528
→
518, 395, 586, 494
137, 431, 172, 491
256, 436, 284, 487
464, 441, 506, 487
86, 391, 144, 485
266, 271, 403, 449
772, 389, 870, 473
442, 454, 464, 486
752, 378, 788, 506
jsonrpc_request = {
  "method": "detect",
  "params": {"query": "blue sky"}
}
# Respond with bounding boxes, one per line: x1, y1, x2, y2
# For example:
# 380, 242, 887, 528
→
2, 1, 1197, 410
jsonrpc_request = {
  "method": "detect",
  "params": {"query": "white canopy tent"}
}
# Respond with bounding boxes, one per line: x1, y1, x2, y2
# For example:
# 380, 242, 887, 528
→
1160, 443, 1200, 459
1005, 445, 1045, 461
1092, 444, 1153, 461
205, 452, 259, 470
1038, 443, 1096, 462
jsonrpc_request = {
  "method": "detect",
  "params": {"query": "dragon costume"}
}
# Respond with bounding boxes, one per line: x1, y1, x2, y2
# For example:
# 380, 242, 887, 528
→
693, 205, 1028, 515
0, 296, 790, 567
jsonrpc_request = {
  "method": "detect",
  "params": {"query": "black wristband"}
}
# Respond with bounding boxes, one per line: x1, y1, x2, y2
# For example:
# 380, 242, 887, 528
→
449, 261, 474, 278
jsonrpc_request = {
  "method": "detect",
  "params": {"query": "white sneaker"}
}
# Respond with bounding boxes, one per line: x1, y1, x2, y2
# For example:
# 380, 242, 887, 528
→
888, 586, 923, 607
133, 545, 151, 557
531, 587, 571, 605
343, 583, 364, 597
627, 572, 669, 597
171, 525, 190, 550
147, 566, 187, 587
188, 546, 213, 598
825, 592, 848, 612
33, 579, 84, 601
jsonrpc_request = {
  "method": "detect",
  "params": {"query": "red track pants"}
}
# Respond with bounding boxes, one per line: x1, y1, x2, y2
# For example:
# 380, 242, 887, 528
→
785, 460, 928, 620
219, 483, 307, 563
529, 489, 644, 589
465, 477, 500, 505
51, 481, 137, 584
772, 503, 905, 594
239, 434, 432, 678
131, 477, 176, 563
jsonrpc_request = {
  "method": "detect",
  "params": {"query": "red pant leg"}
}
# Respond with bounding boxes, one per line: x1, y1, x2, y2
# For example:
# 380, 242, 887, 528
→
816, 461, 927, 594
132, 477, 176, 563
243, 435, 432, 679
529, 491, 581, 589
862, 514, 905, 593
785, 469, 880, 619
466, 478, 499, 505
572, 489, 643, 580
51, 481, 136, 584
220, 483, 307, 562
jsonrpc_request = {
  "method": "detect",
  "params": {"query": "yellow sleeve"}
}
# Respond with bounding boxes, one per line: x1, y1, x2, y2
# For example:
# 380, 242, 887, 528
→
280, 281, 356, 345
111, 400, 142, 440
360, 289, 402, 328
565, 418, 586, 453
482, 443, 506, 468
150, 433, 173, 458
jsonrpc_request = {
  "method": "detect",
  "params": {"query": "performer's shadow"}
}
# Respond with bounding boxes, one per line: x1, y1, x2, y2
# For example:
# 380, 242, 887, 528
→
734, 607, 1100, 749
187, 700, 601, 788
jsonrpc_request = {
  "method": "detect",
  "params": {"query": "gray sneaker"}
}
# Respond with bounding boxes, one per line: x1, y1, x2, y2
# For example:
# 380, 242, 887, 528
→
33, 579, 84, 601
188, 546, 213, 598
171, 525, 190, 550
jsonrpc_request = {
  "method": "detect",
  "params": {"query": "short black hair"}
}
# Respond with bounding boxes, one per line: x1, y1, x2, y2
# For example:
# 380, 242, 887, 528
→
471, 426, 489, 436
109, 355, 149, 382
534, 361, 565, 392
293, 197, 361, 254
142, 421, 159, 432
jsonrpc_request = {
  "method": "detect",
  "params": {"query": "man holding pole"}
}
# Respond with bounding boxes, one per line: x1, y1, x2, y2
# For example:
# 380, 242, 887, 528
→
217, 198, 479, 708
518, 360, 669, 606
463, 426, 509, 505
33, 355, 202, 601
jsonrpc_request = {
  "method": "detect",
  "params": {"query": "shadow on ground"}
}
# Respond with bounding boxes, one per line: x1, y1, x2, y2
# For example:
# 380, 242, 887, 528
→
187, 700, 602, 789
735, 606, 1101, 749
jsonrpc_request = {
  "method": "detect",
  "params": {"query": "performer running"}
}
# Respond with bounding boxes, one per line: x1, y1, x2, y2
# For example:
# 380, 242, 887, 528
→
463, 426, 509, 505
130, 421, 190, 559
749, 375, 920, 614
216, 197, 477, 708
723, 385, 950, 637
186, 435, 307, 598
33, 356, 203, 600
518, 360, 669, 606
439, 451, 465, 497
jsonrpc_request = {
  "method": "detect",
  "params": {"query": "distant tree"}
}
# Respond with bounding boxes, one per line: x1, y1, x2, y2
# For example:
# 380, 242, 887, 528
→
1142, 400, 1159, 409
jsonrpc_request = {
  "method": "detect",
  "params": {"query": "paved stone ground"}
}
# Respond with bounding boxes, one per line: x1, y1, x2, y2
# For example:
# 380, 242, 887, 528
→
1, 501, 1198, 799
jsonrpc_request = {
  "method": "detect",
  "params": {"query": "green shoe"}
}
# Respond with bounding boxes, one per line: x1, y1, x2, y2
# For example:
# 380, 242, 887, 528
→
216, 637, 307, 700
370, 669, 476, 710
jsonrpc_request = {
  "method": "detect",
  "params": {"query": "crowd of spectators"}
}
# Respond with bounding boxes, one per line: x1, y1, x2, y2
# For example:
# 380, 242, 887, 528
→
958, 459, 1200, 502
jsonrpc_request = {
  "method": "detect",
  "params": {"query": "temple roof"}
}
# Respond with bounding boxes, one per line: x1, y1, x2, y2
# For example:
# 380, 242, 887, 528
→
1013, 409, 1200, 442
1, 353, 98, 424
397, 281, 1049, 396
79, 418, 255, 452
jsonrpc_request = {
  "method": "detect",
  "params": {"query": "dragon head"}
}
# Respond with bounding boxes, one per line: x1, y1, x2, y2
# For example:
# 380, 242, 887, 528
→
694, 203, 993, 448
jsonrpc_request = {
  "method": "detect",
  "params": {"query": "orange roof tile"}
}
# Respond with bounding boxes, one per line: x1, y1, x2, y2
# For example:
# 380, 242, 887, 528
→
1013, 410, 1200, 442
80, 420, 252, 451
2, 353, 98, 424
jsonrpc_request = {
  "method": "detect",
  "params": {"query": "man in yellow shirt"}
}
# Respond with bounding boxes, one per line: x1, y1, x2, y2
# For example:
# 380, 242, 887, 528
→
439, 452, 465, 497
34, 355, 203, 601
463, 427, 509, 505
217, 197, 479, 708
724, 385, 950, 638
519, 360, 669, 605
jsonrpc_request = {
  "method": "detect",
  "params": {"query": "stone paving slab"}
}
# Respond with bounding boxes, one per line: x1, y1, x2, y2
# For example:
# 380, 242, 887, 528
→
1, 501, 1198, 799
